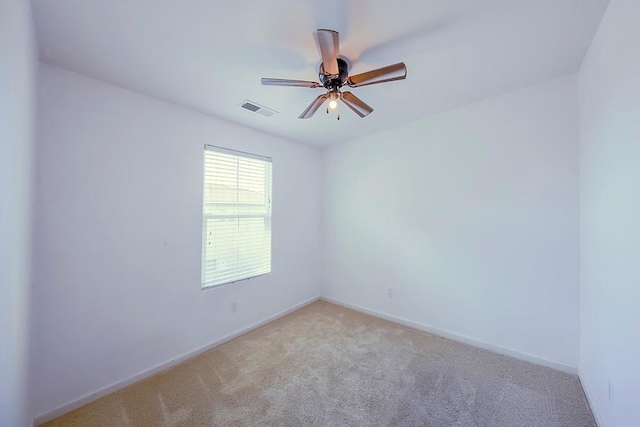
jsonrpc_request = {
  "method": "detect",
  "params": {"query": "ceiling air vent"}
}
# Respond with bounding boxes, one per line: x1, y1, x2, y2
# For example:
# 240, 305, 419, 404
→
239, 100, 277, 117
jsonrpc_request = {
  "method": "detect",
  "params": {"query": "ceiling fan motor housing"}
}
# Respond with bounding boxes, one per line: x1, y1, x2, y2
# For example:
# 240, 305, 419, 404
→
319, 58, 349, 90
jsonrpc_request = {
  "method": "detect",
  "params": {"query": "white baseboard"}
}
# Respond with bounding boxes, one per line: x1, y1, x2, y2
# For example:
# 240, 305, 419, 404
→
321, 296, 578, 375
579, 369, 605, 427
34, 296, 321, 426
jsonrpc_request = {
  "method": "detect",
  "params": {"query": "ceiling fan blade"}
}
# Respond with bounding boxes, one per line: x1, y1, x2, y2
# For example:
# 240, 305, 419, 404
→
346, 62, 407, 88
261, 78, 321, 88
340, 91, 373, 118
299, 94, 329, 119
316, 29, 339, 76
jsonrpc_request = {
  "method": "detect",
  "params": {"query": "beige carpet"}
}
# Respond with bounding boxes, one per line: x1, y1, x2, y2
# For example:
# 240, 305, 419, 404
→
43, 301, 595, 426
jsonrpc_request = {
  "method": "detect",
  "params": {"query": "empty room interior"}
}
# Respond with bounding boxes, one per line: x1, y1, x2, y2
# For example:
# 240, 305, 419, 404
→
2, 0, 640, 426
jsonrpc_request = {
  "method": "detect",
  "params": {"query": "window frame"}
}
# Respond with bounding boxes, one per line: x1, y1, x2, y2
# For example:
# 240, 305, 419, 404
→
200, 145, 272, 289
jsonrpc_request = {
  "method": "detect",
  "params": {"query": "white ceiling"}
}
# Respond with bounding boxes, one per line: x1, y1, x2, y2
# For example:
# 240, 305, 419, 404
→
31, 0, 608, 147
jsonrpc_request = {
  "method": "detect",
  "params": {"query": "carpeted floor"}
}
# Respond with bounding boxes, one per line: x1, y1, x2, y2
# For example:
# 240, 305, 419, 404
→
43, 301, 596, 426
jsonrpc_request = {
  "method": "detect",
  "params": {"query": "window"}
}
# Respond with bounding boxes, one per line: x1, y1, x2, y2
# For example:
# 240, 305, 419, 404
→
201, 145, 272, 288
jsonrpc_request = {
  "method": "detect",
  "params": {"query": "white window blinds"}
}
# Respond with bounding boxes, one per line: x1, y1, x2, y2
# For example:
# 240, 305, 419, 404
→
201, 145, 272, 288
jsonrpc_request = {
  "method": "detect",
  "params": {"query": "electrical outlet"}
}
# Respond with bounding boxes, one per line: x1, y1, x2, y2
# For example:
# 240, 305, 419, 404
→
387, 288, 394, 298
608, 379, 614, 406
231, 302, 237, 313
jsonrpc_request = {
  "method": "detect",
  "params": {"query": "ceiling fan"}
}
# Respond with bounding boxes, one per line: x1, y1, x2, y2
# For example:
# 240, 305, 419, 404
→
261, 29, 407, 119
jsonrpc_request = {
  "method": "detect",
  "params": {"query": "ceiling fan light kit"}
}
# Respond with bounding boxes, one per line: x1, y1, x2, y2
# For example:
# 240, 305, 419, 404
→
261, 29, 407, 120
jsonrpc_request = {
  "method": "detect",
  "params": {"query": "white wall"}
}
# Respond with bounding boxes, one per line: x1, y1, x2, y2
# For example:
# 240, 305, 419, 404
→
0, 0, 36, 426
579, 0, 640, 425
323, 75, 580, 371
32, 64, 322, 419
